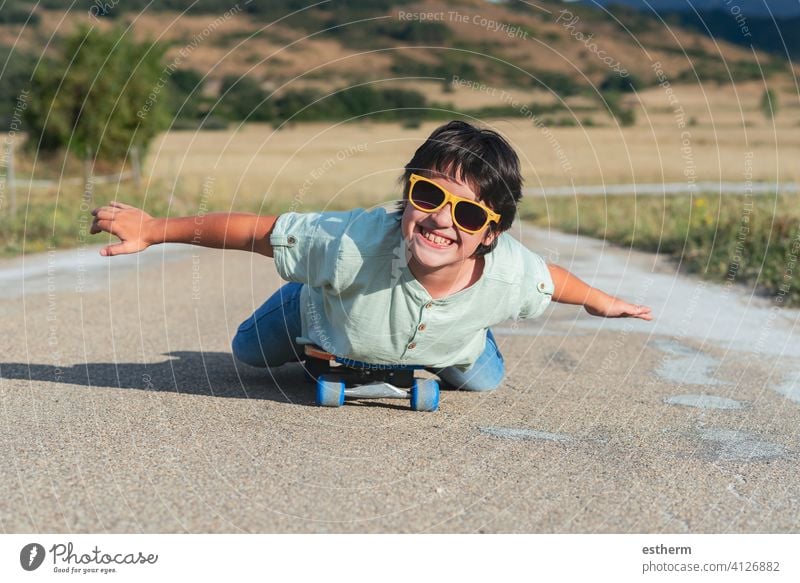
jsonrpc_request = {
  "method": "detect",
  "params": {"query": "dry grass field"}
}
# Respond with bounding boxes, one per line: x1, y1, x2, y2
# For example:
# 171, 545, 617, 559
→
138, 80, 800, 214
4, 80, 798, 260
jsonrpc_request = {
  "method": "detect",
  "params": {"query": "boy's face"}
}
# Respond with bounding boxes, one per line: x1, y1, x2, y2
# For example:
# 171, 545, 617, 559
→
400, 172, 498, 271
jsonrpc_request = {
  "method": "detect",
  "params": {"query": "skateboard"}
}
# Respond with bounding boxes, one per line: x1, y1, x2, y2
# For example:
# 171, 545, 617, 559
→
303, 345, 440, 411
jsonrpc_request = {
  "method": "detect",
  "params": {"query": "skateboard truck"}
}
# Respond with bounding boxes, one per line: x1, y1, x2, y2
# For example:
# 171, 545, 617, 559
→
303, 345, 440, 411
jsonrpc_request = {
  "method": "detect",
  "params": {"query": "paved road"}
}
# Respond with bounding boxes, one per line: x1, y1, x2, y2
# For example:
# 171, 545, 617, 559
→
1, 224, 799, 533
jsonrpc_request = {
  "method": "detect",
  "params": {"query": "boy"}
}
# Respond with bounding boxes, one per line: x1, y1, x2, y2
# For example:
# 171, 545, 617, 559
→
91, 121, 652, 391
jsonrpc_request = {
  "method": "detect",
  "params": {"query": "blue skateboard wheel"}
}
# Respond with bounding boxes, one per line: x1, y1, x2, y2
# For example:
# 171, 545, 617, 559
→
316, 376, 345, 407
410, 379, 439, 412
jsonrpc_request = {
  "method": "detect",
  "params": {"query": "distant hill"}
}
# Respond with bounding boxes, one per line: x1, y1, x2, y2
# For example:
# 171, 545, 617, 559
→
1, 0, 788, 84
1, 0, 793, 130
579, 0, 800, 18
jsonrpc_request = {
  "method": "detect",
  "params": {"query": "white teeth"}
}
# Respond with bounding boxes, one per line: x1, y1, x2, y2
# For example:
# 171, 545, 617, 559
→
422, 229, 452, 246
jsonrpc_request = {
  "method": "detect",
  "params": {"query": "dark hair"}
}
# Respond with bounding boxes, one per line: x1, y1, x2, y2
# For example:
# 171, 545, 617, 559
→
397, 120, 523, 257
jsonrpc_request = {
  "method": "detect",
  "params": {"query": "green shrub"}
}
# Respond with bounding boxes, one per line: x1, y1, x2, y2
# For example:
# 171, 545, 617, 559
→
533, 71, 582, 97
602, 91, 636, 126
23, 24, 169, 162
271, 85, 426, 124
218, 75, 272, 122
168, 68, 205, 120
599, 72, 641, 93
760, 88, 778, 120
0, 0, 40, 24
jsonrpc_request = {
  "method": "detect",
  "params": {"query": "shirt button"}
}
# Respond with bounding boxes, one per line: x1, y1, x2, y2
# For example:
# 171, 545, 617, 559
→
537, 282, 547, 292
288, 235, 297, 245
425, 302, 433, 309
407, 342, 417, 350
418, 324, 426, 331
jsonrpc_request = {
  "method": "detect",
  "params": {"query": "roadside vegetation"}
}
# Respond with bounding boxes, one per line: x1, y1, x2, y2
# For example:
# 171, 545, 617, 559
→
520, 193, 800, 306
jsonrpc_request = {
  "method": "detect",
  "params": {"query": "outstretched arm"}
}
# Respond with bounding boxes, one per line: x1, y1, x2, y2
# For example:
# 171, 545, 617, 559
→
547, 263, 653, 320
90, 201, 278, 257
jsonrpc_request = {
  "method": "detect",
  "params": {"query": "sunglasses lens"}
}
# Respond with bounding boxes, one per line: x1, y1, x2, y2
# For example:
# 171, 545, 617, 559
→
454, 201, 489, 232
410, 180, 445, 210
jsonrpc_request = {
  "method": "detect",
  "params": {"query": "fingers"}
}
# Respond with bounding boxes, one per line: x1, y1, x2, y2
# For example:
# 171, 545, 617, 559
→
90, 218, 114, 235
90, 218, 105, 234
91, 201, 147, 257
629, 304, 654, 321
90, 202, 133, 236
92, 201, 136, 217
92, 208, 120, 221
100, 243, 127, 257
607, 301, 654, 320
109, 201, 135, 210
102, 239, 147, 256
92, 203, 128, 216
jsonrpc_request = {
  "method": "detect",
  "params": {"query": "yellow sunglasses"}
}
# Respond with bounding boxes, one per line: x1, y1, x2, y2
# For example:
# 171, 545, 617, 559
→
407, 173, 501, 234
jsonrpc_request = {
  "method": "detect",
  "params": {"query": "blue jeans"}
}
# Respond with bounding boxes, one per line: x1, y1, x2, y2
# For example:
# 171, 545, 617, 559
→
232, 282, 505, 392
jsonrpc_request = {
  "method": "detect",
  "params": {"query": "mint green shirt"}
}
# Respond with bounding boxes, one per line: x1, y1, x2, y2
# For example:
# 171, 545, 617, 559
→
269, 207, 554, 369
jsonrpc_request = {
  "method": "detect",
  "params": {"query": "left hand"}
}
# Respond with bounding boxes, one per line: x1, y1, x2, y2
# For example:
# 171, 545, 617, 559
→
585, 296, 653, 320
90, 201, 155, 256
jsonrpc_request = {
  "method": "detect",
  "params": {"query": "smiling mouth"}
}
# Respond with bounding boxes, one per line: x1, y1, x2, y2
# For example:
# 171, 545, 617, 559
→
417, 226, 456, 247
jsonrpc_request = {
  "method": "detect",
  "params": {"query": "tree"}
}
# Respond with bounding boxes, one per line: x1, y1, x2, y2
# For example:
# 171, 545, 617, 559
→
24, 24, 169, 162
168, 68, 205, 120
760, 88, 778, 120
218, 75, 272, 122
600, 72, 641, 94
0, 48, 36, 131
603, 91, 636, 127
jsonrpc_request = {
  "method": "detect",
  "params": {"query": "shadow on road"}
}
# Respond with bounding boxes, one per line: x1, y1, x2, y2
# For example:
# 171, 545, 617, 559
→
0, 351, 318, 406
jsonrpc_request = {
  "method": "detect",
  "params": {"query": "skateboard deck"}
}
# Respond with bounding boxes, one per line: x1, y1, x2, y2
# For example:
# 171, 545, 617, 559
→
303, 345, 439, 411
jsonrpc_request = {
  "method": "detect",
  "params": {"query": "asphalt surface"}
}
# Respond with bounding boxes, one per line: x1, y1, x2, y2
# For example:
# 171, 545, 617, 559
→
1, 224, 799, 533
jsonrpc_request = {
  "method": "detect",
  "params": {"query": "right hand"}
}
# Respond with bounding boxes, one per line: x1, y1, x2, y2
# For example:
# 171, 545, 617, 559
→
90, 201, 157, 256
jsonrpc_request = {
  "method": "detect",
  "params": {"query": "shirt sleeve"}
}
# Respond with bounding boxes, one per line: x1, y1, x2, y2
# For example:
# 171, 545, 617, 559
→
269, 211, 353, 288
518, 248, 555, 319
